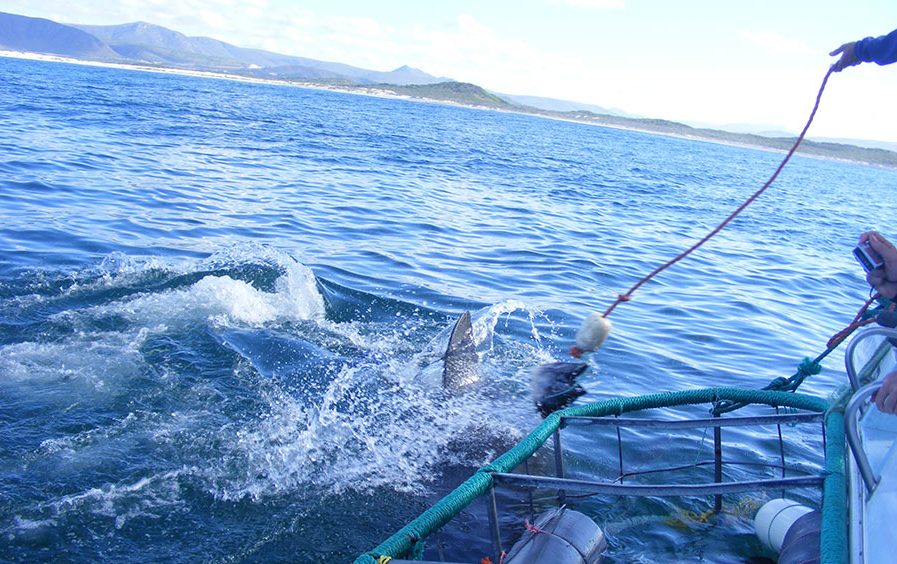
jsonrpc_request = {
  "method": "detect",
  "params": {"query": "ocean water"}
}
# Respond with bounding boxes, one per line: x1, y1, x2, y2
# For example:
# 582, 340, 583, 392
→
1, 55, 896, 563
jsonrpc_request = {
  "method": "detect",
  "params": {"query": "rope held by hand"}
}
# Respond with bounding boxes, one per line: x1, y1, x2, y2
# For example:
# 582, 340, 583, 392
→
601, 67, 835, 318
572, 67, 835, 358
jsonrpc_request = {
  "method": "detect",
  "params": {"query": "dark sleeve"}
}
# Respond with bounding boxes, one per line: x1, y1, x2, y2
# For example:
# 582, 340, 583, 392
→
855, 28, 897, 65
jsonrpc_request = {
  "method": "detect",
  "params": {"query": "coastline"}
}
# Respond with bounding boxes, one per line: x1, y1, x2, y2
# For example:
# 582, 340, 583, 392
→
0, 49, 421, 102
2, 49, 895, 168
0, 51, 739, 147
0, 49, 539, 116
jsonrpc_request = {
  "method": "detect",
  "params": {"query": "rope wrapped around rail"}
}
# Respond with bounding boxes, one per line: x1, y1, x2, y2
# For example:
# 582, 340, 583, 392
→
712, 294, 888, 415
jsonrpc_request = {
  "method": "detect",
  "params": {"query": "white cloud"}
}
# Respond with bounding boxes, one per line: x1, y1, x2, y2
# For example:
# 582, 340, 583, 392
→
249, 12, 562, 84
0, 2, 588, 89
327, 16, 390, 39
546, 0, 625, 9
739, 30, 814, 56
397, 14, 585, 92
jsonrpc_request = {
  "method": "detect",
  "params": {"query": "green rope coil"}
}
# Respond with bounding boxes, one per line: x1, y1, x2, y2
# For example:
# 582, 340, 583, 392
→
821, 409, 847, 564
797, 357, 823, 378
712, 357, 824, 415
714, 294, 892, 417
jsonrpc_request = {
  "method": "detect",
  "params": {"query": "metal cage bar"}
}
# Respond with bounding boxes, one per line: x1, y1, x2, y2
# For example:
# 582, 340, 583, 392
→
490, 472, 824, 497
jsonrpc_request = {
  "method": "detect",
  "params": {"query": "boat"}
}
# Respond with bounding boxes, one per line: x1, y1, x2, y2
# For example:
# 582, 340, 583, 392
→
350, 67, 897, 564
354, 324, 897, 564
844, 327, 897, 563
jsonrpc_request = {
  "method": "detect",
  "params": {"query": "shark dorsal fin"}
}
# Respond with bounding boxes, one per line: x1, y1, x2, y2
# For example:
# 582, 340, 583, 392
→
442, 311, 479, 392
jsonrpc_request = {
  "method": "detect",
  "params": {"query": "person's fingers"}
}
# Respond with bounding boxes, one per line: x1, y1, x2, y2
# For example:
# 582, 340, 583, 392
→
884, 392, 897, 414
830, 43, 859, 72
876, 385, 895, 412
882, 282, 897, 299
867, 235, 897, 283
869, 232, 897, 256
876, 373, 897, 413
865, 271, 897, 299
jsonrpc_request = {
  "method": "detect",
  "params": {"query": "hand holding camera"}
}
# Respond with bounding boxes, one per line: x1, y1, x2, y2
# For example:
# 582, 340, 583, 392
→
856, 231, 897, 299
854, 240, 884, 273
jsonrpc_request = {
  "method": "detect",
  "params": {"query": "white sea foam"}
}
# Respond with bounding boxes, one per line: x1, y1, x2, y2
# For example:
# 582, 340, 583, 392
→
0, 330, 148, 389
104, 261, 324, 328
43, 470, 188, 530
4, 516, 58, 541
213, 373, 488, 499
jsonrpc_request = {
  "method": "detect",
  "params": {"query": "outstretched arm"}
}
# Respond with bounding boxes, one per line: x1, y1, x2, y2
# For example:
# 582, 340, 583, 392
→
831, 29, 897, 70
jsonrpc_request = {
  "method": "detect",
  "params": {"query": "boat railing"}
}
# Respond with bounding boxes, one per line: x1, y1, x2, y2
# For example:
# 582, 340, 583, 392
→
844, 382, 883, 495
844, 327, 897, 391
843, 326, 897, 493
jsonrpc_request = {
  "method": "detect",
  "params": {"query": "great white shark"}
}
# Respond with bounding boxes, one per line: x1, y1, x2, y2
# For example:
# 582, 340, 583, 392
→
442, 311, 590, 416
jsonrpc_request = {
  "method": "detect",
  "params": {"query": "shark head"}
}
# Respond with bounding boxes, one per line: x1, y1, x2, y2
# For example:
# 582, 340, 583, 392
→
440, 312, 591, 416
531, 361, 589, 417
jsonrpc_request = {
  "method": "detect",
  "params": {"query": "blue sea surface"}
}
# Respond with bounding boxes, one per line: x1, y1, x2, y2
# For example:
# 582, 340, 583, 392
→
2, 55, 896, 562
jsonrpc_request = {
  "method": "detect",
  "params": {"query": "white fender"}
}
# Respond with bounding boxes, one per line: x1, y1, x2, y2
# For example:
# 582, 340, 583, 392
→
754, 498, 813, 552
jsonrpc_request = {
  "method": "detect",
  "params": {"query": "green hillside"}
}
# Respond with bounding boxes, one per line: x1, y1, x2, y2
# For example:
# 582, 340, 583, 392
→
370, 81, 512, 109
546, 109, 897, 167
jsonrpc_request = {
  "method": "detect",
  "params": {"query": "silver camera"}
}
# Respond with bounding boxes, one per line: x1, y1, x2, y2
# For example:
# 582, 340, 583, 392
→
854, 241, 884, 273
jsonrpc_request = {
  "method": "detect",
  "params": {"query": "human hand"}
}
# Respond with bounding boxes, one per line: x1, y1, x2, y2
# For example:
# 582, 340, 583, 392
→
830, 42, 860, 72
874, 370, 897, 414
859, 231, 897, 299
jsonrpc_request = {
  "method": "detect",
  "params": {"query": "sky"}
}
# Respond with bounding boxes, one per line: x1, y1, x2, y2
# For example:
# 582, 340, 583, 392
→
3, 0, 897, 142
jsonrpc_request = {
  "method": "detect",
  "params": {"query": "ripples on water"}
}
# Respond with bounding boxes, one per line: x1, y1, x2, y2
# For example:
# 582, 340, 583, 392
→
2, 56, 897, 561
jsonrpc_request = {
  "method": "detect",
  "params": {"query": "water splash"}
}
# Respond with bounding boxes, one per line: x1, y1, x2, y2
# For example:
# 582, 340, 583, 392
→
208, 300, 554, 500
1, 247, 559, 540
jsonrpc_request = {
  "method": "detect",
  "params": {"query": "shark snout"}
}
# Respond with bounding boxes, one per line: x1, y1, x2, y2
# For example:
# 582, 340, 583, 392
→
531, 361, 590, 417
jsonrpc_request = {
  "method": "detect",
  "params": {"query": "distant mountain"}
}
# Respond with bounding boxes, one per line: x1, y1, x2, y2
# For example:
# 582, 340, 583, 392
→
0, 12, 447, 85
71, 20, 448, 85
246, 61, 448, 85
363, 65, 450, 86
76, 22, 258, 63
540, 109, 897, 166
0, 11, 120, 60
498, 93, 634, 117
687, 121, 796, 138
75, 21, 270, 69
